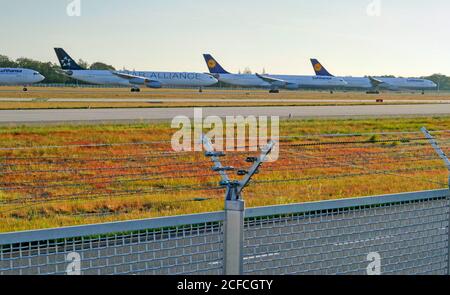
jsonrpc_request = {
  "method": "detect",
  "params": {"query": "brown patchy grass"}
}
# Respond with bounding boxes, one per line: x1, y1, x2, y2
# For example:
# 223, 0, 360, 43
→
0, 116, 449, 232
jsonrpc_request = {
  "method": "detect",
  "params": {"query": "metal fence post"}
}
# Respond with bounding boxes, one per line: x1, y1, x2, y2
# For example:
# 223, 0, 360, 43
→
202, 134, 276, 275
421, 127, 450, 275
224, 199, 245, 275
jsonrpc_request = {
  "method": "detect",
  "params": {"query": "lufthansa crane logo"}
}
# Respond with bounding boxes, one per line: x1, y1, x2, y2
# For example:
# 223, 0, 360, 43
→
314, 63, 323, 72
207, 59, 217, 69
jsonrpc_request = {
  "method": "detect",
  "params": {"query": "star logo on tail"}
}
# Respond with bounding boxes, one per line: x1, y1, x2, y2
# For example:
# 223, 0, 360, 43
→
61, 57, 72, 67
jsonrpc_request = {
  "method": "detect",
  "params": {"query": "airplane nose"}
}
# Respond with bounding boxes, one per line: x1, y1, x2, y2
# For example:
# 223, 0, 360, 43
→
38, 74, 45, 82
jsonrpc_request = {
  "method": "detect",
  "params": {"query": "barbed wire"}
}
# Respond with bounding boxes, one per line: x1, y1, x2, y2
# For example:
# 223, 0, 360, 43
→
0, 183, 225, 208
1, 129, 450, 151
0, 163, 444, 208
1, 129, 448, 218
252, 165, 447, 187
0, 151, 440, 190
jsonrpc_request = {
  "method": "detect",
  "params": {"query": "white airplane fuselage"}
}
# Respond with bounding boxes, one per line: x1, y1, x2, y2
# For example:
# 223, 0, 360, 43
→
216, 73, 347, 89
0, 68, 45, 85
65, 70, 218, 87
339, 76, 437, 90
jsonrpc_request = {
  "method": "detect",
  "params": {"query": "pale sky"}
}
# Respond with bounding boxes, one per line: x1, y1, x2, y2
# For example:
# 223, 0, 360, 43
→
1, 0, 450, 77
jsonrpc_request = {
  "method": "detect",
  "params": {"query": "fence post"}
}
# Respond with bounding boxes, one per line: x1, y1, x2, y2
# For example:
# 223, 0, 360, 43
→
202, 135, 275, 275
421, 127, 450, 275
224, 198, 245, 275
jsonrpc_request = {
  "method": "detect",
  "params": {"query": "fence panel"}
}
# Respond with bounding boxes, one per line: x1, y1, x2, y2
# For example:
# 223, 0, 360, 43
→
0, 212, 225, 275
1, 190, 449, 275
243, 189, 450, 275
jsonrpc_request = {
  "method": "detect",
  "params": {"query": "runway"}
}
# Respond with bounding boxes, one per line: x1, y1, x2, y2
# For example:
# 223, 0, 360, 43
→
1, 104, 450, 124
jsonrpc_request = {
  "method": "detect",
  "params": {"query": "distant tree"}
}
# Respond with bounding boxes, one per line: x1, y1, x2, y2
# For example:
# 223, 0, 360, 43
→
0, 55, 18, 67
77, 59, 89, 69
243, 67, 252, 74
424, 74, 450, 91
89, 62, 116, 71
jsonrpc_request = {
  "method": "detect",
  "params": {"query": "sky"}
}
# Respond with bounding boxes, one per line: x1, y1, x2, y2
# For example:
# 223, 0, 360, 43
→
1, 0, 450, 77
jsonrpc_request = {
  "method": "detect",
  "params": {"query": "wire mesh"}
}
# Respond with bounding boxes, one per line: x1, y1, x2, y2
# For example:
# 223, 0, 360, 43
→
0, 220, 224, 275
243, 194, 449, 275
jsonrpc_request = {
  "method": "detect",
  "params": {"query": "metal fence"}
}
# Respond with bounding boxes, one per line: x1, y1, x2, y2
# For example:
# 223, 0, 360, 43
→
0, 189, 448, 275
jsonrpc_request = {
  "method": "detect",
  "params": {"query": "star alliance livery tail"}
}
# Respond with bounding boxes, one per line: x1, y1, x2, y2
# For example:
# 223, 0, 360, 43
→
203, 54, 230, 74
54, 48, 85, 70
310, 59, 334, 77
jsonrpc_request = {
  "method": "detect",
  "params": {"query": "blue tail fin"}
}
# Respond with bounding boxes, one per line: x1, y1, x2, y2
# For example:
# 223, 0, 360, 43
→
203, 54, 230, 74
54, 48, 85, 70
310, 59, 334, 76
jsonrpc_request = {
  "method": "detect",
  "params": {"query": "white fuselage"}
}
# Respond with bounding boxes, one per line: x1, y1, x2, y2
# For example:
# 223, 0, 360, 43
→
216, 73, 347, 89
339, 76, 437, 90
65, 70, 218, 87
0, 68, 45, 85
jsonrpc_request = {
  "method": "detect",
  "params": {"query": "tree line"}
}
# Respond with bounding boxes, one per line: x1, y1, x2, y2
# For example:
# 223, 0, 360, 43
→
1, 54, 450, 90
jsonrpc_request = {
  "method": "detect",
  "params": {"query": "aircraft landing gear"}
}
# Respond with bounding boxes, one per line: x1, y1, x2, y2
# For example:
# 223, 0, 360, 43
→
330, 90, 334, 94
23, 87, 28, 92
269, 89, 280, 94
131, 88, 141, 93
199, 87, 203, 93
422, 90, 425, 95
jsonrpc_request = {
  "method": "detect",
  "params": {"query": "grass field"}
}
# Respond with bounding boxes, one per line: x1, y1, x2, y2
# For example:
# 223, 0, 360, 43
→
0, 116, 449, 232
0, 86, 449, 109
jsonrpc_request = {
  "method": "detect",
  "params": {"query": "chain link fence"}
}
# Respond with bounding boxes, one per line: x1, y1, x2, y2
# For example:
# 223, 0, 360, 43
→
243, 190, 449, 275
0, 189, 448, 275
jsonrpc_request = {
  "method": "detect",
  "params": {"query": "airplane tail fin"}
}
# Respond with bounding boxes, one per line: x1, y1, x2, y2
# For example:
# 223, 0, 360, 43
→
203, 54, 230, 74
54, 48, 85, 70
310, 59, 334, 76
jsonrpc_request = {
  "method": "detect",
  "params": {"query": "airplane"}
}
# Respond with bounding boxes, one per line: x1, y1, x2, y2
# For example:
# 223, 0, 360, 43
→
310, 59, 437, 94
54, 48, 218, 92
0, 68, 45, 91
203, 54, 347, 93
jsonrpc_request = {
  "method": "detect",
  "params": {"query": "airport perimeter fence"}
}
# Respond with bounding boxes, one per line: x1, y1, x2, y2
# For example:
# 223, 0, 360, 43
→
0, 129, 450, 275
0, 189, 448, 275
